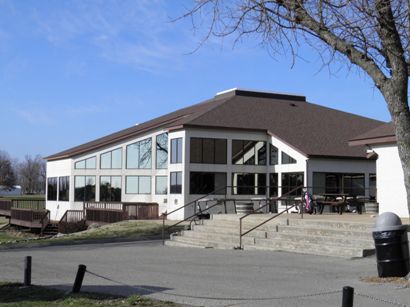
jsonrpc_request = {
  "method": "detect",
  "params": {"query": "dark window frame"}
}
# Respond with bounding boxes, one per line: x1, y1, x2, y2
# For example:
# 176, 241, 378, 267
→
189, 172, 227, 195
281, 172, 304, 196
232, 173, 267, 195
281, 151, 297, 164
170, 172, 182, 194
47, 177, 57, 201
231, 140, 266, 165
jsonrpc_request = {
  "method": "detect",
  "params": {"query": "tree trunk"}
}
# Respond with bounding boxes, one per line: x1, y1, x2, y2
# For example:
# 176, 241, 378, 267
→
382, 82, 410, 217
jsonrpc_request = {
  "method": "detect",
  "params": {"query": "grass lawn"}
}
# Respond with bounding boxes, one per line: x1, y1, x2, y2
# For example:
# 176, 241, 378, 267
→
0, 220, 184, 248
0, 229, 37, 244
0, 216, 8, 226
0, 282, 180, 306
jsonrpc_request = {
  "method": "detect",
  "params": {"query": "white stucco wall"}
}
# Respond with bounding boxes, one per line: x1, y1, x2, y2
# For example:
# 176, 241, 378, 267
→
371, 144, 408, 218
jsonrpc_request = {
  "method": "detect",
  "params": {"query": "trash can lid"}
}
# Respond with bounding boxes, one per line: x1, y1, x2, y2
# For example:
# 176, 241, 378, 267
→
373, 212, 405, 232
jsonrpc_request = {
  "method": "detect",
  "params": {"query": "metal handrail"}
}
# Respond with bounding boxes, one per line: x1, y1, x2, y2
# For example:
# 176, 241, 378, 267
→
238, 185, 305, 249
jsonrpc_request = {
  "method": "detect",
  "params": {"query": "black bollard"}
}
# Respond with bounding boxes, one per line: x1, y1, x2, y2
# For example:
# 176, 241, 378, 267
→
24, 256, 32, 286
342, 286, 354, 307
72, 264, 87, 293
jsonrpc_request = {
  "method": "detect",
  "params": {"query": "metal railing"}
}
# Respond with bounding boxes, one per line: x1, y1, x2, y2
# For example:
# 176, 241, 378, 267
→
238, 185, 304, 249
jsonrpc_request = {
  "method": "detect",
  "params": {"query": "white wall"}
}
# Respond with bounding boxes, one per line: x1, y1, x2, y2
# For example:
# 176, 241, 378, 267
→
46, 159, 72, 220
371, 144, 408, 218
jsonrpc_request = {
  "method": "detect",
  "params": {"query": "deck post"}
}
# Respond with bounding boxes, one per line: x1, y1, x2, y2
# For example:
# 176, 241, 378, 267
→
24, 256, 32, 286
72, 264, 87, 293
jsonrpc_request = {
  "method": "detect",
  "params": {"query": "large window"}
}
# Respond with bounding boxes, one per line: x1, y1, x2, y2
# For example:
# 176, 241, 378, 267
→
269, 144, 278, 165
190, 138, 227, 164
58, 176, 69, 201
126, 138, 152, 169
282, 173, 304, 196
100, 176, 121, 201
156, 133, 168, 169
74, 176, 96, 202
369, 174, 376, 200
125, 176, 151, 194
100, 148, 122, 169
232, 173, 266, 195
75, 156, 96, 169
281, 152, 296, 164
232, 140, 266, 165
47, 177, 57, 201
269, 173, 278, 197
170, 172, 182, 194
190, 172, 226, 194
155, 176, 168, 194
312, 173, 365, 196
171, 138, 182, 164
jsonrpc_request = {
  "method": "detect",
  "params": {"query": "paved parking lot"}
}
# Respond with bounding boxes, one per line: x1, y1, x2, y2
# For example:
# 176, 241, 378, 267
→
0, 241, 409, 306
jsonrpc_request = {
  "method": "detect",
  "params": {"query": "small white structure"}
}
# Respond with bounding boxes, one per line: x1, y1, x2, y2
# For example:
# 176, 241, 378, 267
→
350, 123, 409, 218
0, 185, 22, 197
45, 89, 384, 220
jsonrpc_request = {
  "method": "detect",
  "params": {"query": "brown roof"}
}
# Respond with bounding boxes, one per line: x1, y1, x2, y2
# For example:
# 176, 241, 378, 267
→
45, 89, 385, 161
349, 123, 396, 146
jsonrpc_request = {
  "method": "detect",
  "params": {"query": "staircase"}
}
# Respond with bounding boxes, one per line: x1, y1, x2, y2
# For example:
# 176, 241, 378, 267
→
41, 222, 59, 236
165, 214, 376, 258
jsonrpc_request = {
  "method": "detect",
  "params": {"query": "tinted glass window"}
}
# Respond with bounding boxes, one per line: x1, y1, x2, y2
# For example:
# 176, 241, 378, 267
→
126, 138, 152, 169
232, 173, 254, 195
100, 176, 121, 202
155, 176, 168, 194
281, 173, 304, 196
190, 138, 227, 164
214, 139, 227, 164
190, 138, 202, 163
74, 176, 96, 201
270, 144, 278, 165
190, 172, 226, 194
170, 172, 182, 194
281, 152, 296, 164
156, 133, 168, 169
269, 173, 278, 197
47, 177, 57, 201
171, 138, 182, 164
232, 140, 266, 165
58, 176, 69, 201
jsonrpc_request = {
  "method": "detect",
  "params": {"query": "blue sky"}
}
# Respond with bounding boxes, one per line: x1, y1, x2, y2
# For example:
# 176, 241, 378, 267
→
0, 0, 390, 161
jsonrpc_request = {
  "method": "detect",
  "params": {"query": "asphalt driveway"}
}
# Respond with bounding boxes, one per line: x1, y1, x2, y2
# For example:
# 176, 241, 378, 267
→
0, 241, 409, 306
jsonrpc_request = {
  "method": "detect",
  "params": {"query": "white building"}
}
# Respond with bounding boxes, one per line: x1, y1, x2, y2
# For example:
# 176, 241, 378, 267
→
350, 123, 409, 218
45, 89, 384, 220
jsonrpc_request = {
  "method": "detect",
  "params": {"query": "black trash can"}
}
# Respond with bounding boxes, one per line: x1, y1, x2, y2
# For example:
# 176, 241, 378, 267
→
372, 212, 410, 277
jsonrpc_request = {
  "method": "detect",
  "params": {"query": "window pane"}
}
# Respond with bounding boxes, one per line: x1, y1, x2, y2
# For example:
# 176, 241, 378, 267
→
156, 133, 168, 169
257, 173, 266, 195
126, 143, 139, 168
270, 144, 278, 165
75, 160, 85, 169
282, 173, 304, 196
100, 176, 111, 201
214, 139, 227, 164
139, 176, 151, 194
171, 138, 182, 164
111, 148, 122, 169
58, 176, 69, 201
86, 157, 96, 169
282, 152, 296, 164
126, 176, 139, 194
190, 172, 214, 194
100, 152, 111, 169
170, 172, 182, 194
47, 177, 57, 201
232, 140, 243, 165
214, 173, 227, 194
269, 173, 278, 197
343, 174, 364, 196
369, 174, 376, 200
256, 142, 266, 165
85, 176, 96, 201
74, 176, 85, 201
139, 138, 152, 169
243, 141, 256, 165
202, 138, 214, 164
232, 173, 255, 195
155, 176, 167, 194
190, 138, 202, 163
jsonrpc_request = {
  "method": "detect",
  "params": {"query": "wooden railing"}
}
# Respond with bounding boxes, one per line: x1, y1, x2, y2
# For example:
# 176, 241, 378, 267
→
84, 202, 159, 224
10, 208, 49, 229
12, 199, 45, 210
0, 199, 12, 216
58, 210, 86, 234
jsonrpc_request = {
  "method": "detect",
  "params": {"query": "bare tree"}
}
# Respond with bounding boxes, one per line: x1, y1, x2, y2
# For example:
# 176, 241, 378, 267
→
183, 0, 410, 215
18, 155, 46, 194
0, 150, 17, 190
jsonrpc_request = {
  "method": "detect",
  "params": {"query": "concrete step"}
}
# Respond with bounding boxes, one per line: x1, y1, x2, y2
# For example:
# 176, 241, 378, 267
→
166, 235, 239, 249
249, 238, 375, 258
